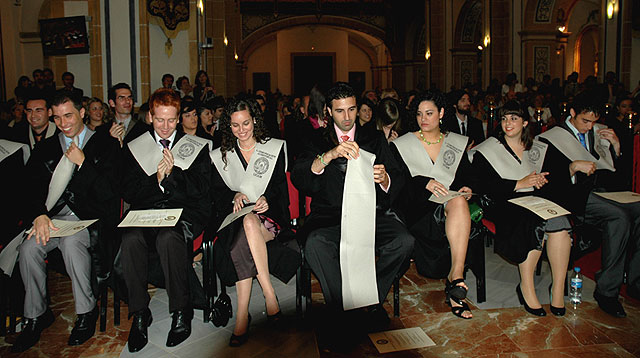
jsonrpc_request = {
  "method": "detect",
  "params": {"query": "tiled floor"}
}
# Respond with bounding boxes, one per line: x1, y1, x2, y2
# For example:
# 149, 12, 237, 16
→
1, 245, 639, 357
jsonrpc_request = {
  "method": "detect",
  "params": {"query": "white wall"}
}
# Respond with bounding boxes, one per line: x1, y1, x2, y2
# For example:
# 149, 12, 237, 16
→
245, 39, 278, 92
63, 1, 91, 95
347, 42, 372, 90
149, 23, 190, 93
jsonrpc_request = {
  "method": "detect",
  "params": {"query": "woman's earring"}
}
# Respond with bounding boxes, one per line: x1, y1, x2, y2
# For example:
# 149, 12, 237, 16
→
253, 120, 256, 124
439, 119, 443, 125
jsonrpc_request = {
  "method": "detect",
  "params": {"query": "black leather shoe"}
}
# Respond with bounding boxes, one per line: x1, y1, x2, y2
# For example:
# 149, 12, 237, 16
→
128, 308, 153, 353
594, 291, 626, 318
68, 305, 99, 346
166, 310, 192, 347
516, 284, 546, 316
11, 308, 55, 353
366, 304, 390, 332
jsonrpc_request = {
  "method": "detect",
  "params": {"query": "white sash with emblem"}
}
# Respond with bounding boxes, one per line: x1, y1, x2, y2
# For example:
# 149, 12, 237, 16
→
0, 139, 30, 165
210, 139, 287, 202
340, 149, 378, 310
128, 132, 211, 176
469, 138, 548, 193
393, 132, 467, 188
537, 125, 615, 172
28, 123, 57, 149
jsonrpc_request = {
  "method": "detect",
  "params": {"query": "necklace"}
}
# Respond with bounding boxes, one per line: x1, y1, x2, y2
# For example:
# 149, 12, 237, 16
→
419, 131, 443, 145
237, 139, 256, 151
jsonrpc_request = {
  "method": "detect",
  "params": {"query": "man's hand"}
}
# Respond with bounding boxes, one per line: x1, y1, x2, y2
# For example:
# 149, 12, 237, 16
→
162, 148, 174, 175
254, 195, 269, 214
373, 164, 389, 190
109, 122, 125, 147
327, 141, 360, 161
597, 128, 620, 155
387, 130, 399, 143
233, 192, 249, 213
426, 179, 448, 198
26, 214, 58, 246
65, 142, 85, 166
570, 160, 596, 176
516, 171, 549, 191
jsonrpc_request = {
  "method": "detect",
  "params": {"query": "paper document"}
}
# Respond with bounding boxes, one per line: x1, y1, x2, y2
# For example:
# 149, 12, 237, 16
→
118, 209, 183, 227
594, 191, 640, 204
369, 327, 435, 353
0, 229, 27, 276
217, 205, 256, 232
428, 191, 474, 204
26, 219, 98, 237
508, 196, 570, 220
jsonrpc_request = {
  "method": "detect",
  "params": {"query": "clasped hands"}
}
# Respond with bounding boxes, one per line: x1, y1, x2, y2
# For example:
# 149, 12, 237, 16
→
156, 148, 174, 184
426, 179, 472, 200
325, 140, 389, 189
516, 171, 549, 190
233, 193, 269, 214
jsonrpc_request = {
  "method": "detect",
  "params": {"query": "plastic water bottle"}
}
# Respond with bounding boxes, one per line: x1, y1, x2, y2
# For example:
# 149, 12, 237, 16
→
569, 267, 583, 307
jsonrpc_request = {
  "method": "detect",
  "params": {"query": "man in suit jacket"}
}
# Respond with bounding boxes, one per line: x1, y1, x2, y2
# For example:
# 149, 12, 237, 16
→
119, 88, 211, 352
10, 91, 58, 149
12, 91, 119, 352
107, 83, 139, 145
443, 90, 485, 148
292, 82, 414, 332
539, 93, 640, 317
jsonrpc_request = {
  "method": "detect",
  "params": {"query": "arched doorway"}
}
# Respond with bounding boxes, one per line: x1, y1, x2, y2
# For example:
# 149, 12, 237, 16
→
574, 25, 599, 81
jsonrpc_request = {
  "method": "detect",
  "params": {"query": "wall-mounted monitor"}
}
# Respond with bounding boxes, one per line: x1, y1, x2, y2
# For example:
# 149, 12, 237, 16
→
39, 16, 89, 56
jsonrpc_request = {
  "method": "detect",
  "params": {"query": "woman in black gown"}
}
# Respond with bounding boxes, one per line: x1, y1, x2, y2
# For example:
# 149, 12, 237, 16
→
471, 100, 572, 316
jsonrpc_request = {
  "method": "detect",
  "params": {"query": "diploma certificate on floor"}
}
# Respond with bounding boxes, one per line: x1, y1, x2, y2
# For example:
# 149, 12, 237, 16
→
118, 209, 183, 227
26, 219, 98, 237
369, 327, 435, 353
508, 196, 570, 220
594, 191, 640, 204
429, 191, 474, 204
217, 205, 256, 232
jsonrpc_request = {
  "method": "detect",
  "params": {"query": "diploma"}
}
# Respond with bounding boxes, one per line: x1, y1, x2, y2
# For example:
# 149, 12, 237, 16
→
369, 327, 435, 353
118, 209, 183, 227
26, 219, 98, 237
428, 191, 474, 204
508, 196, 570, 220
594, 191, 640, 204
217, 204, 256, 232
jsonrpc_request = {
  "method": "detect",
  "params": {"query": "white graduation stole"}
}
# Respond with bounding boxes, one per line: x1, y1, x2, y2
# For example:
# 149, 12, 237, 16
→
537, 125, 615, 172
0, 139, 30, 165
28, 123, 57, 149
128, 132, 211, 176
469, 138, 548, 192
210, 139, 286, 202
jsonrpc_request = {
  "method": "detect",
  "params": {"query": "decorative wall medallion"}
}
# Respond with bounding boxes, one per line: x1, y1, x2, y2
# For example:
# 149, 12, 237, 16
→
460, 60, 473, 87
535, 0, 555, 23
147, 0, 189, 30
534, 46, 550, 82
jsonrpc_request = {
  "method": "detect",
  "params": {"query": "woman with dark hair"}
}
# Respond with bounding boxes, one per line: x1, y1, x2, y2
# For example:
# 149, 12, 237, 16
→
390, 90, 475, 319
470, 100, 572, 317
179, 101, 199, 136
376, 98, 403, 142
306, 85, 327, 129
210, 98, 295, 347
196, 102, 220, 147
176, 76, 192, 98
84, 97, 110, 130
14, 76, 32, 102
357, 97, 376, 128
192, 70, 215, 102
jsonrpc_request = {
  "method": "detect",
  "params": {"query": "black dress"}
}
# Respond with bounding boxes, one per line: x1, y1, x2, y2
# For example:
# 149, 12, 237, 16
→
390, 136, 477, 278
211, 142, 300, 287
471, 139, 572, 264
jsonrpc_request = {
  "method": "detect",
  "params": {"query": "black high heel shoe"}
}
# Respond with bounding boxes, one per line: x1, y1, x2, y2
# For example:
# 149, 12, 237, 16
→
548, 284, 566, 316
516, 284, 546, 316
266, 296, 282, 325
229, 313, 251, 347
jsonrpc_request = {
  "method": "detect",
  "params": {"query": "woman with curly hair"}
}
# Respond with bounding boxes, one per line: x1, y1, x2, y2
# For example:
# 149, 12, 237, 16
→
84, 97, 110, 130
210, 97, 296, 347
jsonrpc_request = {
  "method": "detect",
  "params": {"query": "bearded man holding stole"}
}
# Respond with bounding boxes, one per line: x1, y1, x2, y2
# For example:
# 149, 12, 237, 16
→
119, 88, 211, 352
11, 91, 119, 352
537, 92, 640, 317
292, 82, 414, 333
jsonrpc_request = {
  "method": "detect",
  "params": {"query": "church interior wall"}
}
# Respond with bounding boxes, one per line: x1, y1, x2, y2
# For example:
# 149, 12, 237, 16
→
347, 42, 372, 92
63, 1, 91, 96
245, 38, 278, 92
148, 23, 190, 93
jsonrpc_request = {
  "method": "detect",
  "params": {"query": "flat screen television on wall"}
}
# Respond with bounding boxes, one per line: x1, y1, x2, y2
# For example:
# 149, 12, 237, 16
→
39, 16, 89, 56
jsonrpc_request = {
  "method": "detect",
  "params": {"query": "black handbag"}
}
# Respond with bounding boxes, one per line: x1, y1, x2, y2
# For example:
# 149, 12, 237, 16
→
210, 286, 232, 327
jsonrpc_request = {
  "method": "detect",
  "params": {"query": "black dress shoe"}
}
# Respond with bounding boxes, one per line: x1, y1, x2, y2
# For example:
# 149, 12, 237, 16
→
366, 304, 390, 332
594, 291, 626, 318
11, 308, 55, 353
166, 310, 192, 347
128, 308, 153, 353
68, 305, 99, 346
516, 284, 546, 316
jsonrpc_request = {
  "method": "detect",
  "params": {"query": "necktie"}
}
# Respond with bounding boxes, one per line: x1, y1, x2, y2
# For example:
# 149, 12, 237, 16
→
160, 139, 171, 149
340, 135, 350, 142
461, 122, 466, 136
577, 133, 587, 149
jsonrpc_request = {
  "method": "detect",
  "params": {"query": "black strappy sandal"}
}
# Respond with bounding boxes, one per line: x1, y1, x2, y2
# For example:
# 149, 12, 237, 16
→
447, 296, 472, 319
445, 278, 472, 319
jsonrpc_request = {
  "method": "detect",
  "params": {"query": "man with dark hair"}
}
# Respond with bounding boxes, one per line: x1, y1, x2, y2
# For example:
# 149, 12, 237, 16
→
42, 68, 56, 89
108, 83, 139, 145
162, 73, 175, 89
292, 82, 413, 335
31, 69, 55, 100
538, 92, 640, 317
443, 90, 485, 148
59, 71, 84, 98
120, 88, 211, 352
10, 91, 58, 149
11, 91, 119, 352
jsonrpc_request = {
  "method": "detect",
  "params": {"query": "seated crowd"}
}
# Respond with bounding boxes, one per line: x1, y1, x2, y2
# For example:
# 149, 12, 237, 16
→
0, 69, 639, 354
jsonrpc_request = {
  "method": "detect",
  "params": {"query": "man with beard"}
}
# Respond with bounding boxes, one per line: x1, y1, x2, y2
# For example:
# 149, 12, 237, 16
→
443, 90, 485, 149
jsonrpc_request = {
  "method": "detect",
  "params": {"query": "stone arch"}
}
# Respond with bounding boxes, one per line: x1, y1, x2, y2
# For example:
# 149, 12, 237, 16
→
453, 0, 483, 49
574, 24, 599, 80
